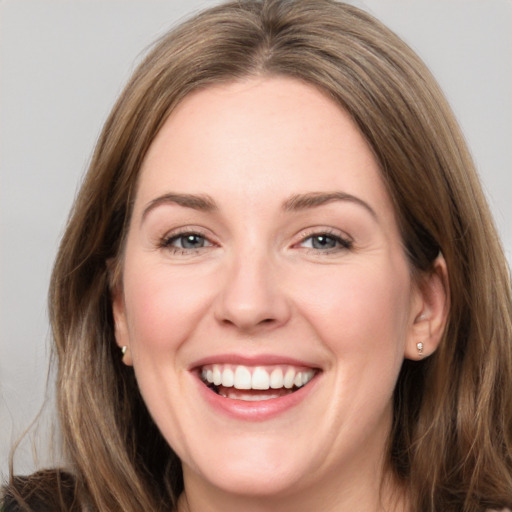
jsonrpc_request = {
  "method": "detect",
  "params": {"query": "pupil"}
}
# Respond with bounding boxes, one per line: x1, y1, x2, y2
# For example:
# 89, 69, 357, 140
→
312, 235, 336, 249
182, 234, 203, 248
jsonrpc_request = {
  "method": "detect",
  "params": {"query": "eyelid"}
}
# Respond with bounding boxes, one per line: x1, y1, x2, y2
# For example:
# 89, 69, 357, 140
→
158, 226, 218, 253
293, 227, 353, 251
165, 233, 213, 248
155, 225, 353, 255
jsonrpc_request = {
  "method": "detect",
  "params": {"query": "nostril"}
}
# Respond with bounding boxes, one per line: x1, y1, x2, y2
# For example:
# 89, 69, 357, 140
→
221, 317, 275, 328
214, 281, 292, 331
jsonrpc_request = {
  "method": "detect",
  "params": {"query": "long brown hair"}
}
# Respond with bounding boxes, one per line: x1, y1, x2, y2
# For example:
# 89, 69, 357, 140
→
5, 1, 512, 510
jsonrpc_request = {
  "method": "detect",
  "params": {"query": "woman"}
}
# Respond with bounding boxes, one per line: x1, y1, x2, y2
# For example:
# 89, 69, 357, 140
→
3, 0, 511, 510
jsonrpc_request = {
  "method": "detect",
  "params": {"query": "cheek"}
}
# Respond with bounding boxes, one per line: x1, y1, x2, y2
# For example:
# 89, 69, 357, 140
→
294, 260, 411, 358
293, 260, 412, 435
122, 260, 215, 356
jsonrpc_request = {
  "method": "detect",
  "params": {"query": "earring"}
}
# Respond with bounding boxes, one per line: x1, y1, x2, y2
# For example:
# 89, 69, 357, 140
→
416, 342, 424, 356
120, 346, 132, 366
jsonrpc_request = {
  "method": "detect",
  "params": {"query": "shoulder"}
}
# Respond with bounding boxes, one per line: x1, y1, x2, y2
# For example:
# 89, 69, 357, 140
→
1, 469, 79, 512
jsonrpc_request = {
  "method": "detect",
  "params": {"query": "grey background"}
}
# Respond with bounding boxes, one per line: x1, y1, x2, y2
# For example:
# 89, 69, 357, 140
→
1, 0, 511, 477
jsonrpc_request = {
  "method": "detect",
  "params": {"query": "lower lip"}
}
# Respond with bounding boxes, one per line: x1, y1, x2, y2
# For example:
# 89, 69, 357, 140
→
194, 374, 320, 421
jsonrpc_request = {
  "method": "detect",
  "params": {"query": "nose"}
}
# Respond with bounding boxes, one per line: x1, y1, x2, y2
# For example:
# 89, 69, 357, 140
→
214, 250, 292, 333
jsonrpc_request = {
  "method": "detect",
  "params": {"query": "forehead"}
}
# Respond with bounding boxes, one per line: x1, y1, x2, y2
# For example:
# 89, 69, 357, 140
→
135, 77, 393, 222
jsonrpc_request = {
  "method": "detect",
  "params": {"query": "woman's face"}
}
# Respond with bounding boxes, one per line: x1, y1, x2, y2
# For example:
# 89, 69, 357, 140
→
113, 77, 427, 500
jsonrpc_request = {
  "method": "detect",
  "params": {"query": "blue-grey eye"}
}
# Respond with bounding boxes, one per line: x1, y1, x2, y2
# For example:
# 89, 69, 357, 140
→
176, 234, 207, 249
300, 233, 352, 250
310, 235, 337, 249
161, 231, 214, 253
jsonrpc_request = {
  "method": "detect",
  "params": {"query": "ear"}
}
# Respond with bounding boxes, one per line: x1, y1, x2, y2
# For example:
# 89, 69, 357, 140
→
110, 264, 133, 367
404, 254, 450, 360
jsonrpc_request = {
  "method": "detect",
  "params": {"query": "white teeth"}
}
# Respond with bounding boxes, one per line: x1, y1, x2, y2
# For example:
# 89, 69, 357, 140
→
201, 364, 316, 392
251, 367, 270, 390
221, 367, 234, 387
234, 366, 252, 389
270, 368, 284, 389
212, 365, 222, 386
302, 370, 314, 386
284, 368, 295, 389
241, 394, 272, 401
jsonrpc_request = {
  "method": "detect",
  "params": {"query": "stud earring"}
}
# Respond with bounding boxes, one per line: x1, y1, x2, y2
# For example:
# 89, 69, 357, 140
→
121, 346, 127, 356
416, 342, 424, 356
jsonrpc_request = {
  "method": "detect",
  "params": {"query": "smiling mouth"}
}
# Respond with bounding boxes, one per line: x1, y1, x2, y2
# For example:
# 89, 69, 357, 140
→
199, 364, 318, 401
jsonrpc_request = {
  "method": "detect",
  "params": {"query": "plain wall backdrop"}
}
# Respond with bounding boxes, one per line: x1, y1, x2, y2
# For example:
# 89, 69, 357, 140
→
1, 0, 511, 477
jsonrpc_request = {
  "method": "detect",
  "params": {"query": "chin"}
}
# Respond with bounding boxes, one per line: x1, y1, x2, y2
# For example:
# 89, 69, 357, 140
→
177, 428, 325, 498
190, 457, 309, 498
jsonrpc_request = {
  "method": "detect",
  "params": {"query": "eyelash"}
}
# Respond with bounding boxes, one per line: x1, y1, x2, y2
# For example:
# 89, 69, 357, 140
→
159, 229, 214, 255
296, 229, 353, 253
159, 228, 353, 255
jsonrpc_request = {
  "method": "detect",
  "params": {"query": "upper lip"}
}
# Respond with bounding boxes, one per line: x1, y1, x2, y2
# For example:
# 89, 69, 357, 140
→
189, 353, 322, 371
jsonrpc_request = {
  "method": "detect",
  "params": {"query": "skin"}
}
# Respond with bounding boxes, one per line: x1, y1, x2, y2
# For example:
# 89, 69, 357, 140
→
113, 77, 448, 512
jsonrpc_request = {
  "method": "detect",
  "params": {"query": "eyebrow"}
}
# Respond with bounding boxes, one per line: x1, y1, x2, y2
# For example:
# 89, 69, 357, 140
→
141, 190, 377, 222
283, 191, 377, 219
142, 193, 217, 221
